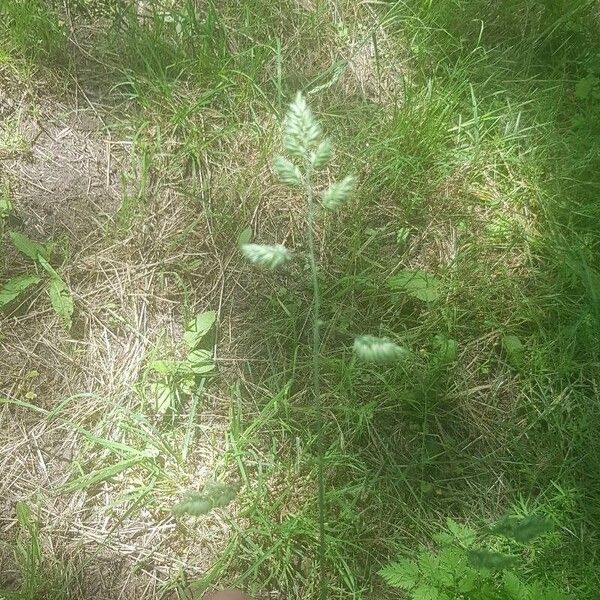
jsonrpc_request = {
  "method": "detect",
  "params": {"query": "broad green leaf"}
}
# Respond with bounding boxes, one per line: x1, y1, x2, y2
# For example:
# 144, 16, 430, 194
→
238, 227, 253, 246
502, 334, 525, 369
388, 270, 442, 302
49, 279, 74, 328
0, 194, 12, 218
0, 274, 41, 307
183, 310, 216, 350
36, 254, 60, 278
149, 360, 180, 375
150, 381, 177, 415
179, 372, 198, 395
9, 231, 50, 261
378, 559, 420, 590
433, 335, 458, 364
48, 277, 74, 329
185, 348, 214, 374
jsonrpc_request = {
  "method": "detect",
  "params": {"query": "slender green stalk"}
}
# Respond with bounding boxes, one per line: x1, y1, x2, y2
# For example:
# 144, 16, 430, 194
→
242, 92, 372, 599
304, 161, 327, 600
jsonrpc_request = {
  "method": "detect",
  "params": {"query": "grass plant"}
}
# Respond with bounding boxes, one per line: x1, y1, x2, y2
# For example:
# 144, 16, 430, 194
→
0, 0, 599, 598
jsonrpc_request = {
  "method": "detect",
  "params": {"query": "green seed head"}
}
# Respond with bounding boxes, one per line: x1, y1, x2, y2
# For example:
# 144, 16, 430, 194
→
311, 139, 333, 169
353, 335, 408, 364
241, 243, 291, 269
273, 156, 303, 186
322, 175, 357, 210
283, 91, 322, 158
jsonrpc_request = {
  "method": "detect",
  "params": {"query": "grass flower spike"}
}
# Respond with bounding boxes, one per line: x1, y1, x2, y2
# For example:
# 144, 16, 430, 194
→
273, 156, 303, 186
353, 335, 408, 364
241, 243, 291, 269
283, 91, 322, 157
322, 175, 356, 210
241, 92, 410, 599
311, 139, 333, 169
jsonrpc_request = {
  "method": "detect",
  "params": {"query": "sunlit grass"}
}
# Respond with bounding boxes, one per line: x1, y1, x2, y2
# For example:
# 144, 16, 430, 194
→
0, 0, 599, 598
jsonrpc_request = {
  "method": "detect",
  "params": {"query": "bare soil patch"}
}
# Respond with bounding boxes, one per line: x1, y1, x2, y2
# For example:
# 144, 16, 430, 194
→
1, 79, 124, 244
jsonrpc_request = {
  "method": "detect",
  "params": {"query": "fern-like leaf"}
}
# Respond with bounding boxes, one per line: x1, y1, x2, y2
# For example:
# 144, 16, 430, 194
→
413, 585, 448, 600
379, 559, 420, 590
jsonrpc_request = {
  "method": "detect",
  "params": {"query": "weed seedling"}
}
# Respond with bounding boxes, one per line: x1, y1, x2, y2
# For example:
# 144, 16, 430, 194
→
380, 515, 566, 600
0, 229, 73, 329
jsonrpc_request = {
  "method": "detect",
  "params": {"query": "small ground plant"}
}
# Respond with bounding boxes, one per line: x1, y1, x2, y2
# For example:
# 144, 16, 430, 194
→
380, 516, 567, 600
0, 502, 66, 600
144, 310, 216, 418
0, 228, 73, 329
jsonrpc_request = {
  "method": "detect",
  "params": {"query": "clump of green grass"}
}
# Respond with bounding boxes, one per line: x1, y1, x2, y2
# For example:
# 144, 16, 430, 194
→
0, 0, 69, 65
0, 502, 73, 600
